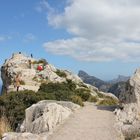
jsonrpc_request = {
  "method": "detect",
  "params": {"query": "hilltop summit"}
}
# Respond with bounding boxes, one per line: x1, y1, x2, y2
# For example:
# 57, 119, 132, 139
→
1, 53, 82, 94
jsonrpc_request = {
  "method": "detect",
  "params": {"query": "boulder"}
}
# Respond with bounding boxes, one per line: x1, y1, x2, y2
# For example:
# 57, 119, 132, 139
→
115, 68, 140, 139
20, 100, 80, 134
2, 101, 80, 140
2, 132, 47, 140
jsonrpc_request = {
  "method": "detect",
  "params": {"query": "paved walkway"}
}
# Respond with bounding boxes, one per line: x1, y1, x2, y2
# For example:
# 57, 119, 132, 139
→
48, 103, 121, 140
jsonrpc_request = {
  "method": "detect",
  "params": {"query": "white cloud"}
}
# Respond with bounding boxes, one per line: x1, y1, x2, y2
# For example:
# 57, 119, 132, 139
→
0, 35, 12, 42
43, 0, 140, 62
23, 33, 36, 43
35, 0, 54, 14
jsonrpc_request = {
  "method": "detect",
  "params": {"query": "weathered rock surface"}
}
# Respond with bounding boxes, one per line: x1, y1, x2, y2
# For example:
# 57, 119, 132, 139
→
2, 101, 80, 140
1, 53, 118, 103
1, 53, 83, 94
2, 132, 47, 140
20, 100, 80, 134
115, 68, 140, 139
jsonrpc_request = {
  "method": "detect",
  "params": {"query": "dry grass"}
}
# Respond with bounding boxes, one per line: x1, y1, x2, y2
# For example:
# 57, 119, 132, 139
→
0, 106, 12, 139
0, 116, 11, 138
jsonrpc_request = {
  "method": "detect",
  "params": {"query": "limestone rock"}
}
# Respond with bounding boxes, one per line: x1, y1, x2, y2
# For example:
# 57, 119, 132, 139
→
2, 132, 47, 140
1, 53, 118, 102
115, 68, 140, 139
2, 101, 80, 140
20, 100, 80, 134
0, 53, 74, 93
0, 53, 84, 94
64, 70, 83, 84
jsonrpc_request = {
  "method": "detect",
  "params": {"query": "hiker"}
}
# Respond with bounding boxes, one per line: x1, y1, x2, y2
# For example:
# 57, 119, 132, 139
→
37, 65, 43, 71
15, 74, 21, 92
28, 60, 32, 69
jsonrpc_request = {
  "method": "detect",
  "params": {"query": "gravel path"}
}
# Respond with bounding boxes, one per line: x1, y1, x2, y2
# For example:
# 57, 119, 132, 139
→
48, 103, 121, 140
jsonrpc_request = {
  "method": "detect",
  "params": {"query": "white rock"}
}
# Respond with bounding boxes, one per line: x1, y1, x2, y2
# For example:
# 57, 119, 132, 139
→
20, 101, 80, 134
115, 68, 140, 138
2, 132, 47, 140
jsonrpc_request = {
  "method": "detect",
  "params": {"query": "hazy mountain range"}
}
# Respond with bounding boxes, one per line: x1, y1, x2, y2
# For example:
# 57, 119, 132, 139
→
78, 70, 129, 97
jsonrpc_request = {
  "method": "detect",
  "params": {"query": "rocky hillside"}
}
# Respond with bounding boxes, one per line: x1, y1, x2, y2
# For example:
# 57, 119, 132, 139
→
78, 70, 111, 92
78, 70, 129, 97
1, 53, 82, 94
1, 53, 117, 101
115, 68, 140, 139
108, 75, 130, 84
0, 53, 119, 140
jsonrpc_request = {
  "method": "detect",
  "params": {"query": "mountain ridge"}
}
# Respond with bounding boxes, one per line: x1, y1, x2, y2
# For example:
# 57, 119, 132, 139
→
78, 70, 129, 97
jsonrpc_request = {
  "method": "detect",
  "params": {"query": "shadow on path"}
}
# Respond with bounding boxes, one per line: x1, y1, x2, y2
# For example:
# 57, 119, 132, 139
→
96, 105, 119, 112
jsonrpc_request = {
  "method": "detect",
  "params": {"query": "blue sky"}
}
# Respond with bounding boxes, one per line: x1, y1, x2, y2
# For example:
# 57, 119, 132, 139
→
0, 0, 140, 81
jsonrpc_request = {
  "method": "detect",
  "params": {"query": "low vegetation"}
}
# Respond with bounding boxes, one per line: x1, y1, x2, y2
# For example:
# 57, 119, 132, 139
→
20, 80, 25, 85
88, 95, 98, 102
0, 91, 46, 130
0, 116, 11, 139
55, 69, 67, 78
32, 59, 48, 65
97, 97, 118, 106
0, 106, 12, 138
75, 88, 91, 101
0, 80, 93, 131
70, 95, 84, 106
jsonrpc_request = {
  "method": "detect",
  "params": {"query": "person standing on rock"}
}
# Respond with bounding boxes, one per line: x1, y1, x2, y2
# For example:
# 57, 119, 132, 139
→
31, 53, 33, 58
28, 60, 32, 69
15, 74, 21, 92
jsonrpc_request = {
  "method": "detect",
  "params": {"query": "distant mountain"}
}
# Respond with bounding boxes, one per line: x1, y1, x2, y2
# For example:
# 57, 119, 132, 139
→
78, 70, 111, 92
108, 75, 130, 84
108, 81, 127, 97
78, 70, 129, 97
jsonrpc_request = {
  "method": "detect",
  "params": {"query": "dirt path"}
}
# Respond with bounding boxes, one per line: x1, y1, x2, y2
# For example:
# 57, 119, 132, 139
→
48, 103, 121, 140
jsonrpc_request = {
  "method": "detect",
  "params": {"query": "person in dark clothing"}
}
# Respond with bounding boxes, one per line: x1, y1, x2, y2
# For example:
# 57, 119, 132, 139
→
31, 54, 33, 58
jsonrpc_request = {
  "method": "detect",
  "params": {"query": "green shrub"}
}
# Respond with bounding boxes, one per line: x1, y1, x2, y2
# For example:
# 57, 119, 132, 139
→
20, 80, 25, 85
39, 82, 75, 101
0, 90, 45, 130
38, 59, 48, 65
55, 69, 67, 78
0, 81, 85, 131
97, 98, 118, 106
70, 95, 84, 106
76, 88, 91, 101
88, 96, 98, 102
32, 59, 48, 65
97, 92, 106, 98
39, 82, 91, 102
78, 82, 88, 89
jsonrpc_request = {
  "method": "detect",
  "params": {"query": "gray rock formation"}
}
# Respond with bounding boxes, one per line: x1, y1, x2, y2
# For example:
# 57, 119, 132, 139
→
78, 70, 129, 98
20, 100, 80, 134
1, 53, 82, 94
2, 100, 80, 140
115, 68, 140, 139
2, 132, 47, 140
0, 53, 118, 102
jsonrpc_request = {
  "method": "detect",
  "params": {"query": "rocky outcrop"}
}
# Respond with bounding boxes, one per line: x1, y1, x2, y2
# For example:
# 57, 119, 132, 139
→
78, 70, 129, 97
20, 100, 80, 134
2, 100, 80, 140
115, 68, 140, 139
2, 132, 47, 140
1, 53, 82, 94
78, 70, 110, 92
1, 53, 118, 102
